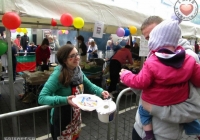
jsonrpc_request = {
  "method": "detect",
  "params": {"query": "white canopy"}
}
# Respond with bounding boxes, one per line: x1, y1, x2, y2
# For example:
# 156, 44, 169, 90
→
0, 0, 199, 37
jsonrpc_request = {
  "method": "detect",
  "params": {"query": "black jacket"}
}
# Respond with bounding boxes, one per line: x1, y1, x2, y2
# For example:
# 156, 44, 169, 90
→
79, 42, 87, 56
20, 35, 29, 50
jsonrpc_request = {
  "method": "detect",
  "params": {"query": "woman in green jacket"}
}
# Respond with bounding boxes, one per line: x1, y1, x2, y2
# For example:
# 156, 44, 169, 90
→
38, 44, 109, 140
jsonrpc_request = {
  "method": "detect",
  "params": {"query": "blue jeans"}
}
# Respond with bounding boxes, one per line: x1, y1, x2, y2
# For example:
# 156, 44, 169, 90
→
139, 105, 200, 135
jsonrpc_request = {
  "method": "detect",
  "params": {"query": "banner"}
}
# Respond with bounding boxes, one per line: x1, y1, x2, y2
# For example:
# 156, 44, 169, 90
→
92, 21, 104, 38
139, 36, 149, 57
16, 55, 36, 72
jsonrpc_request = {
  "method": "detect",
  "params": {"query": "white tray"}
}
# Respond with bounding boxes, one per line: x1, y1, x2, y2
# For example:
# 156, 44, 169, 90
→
72, 94, 103, 111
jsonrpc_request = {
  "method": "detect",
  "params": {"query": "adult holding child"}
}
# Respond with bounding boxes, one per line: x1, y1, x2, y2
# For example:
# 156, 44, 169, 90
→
120, 15, 200, 140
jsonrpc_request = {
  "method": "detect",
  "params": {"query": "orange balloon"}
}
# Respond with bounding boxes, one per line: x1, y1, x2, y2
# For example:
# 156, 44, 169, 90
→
16, 28, 22, 33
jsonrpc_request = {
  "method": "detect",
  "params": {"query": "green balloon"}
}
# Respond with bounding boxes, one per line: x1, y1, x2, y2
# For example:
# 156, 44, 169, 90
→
0, 40, 8, 55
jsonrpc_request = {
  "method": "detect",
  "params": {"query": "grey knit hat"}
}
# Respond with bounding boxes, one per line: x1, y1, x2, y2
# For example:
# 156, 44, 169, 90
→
148, 15, 182, 52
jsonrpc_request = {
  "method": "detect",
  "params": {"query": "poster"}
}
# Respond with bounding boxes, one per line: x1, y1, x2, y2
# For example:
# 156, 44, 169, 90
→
139, 35, 149, 56
31, 29, 37, 35
92, 21, 104, 38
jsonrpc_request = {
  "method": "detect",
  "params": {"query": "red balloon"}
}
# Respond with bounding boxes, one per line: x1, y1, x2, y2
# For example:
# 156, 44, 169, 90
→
51, 18, 57, 26
2, 12, 21, 29
60, 13, 73, 26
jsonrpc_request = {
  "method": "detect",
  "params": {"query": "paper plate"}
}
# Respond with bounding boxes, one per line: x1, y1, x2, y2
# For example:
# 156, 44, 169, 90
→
51, 63, 58, 67
72, 94, 103, 111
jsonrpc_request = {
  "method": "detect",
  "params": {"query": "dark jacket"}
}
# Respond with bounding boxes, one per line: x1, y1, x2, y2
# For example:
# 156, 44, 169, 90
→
27, 45, 37, 55
20, 35, 29, 50
80, 42, 87, 56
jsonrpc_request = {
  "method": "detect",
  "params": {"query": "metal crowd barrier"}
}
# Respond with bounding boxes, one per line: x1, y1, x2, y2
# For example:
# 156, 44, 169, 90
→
0, 88, 139, 140
114, 88, 139, 140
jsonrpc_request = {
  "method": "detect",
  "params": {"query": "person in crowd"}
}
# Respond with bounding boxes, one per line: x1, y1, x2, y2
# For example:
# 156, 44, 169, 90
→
120, 16, 200, 140
27, 42, 37, 55
87, 39, 98, 60
20, 32, 29, 51
11, 40, 18, 83
53, 35, 61, 51
35, 38, 50, 66
77, 35, 87, 62
66, 41, 72, 44
48, 36, 55, 51
14, 34, 22, 52
112, 41, 122, 52
108, 45, 133, 94
0, 58, 3, 81
87, 37, 93, 47
38, 44, 110, 140
195, 41, 199, 54
126, 15, 200, 140
106, 40, 113, 50
2, 31, 6, 40
119, 38, 128, 47
131, 42, 140, 60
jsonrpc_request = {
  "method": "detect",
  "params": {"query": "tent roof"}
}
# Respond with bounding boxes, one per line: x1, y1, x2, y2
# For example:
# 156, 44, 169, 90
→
0, 0, 199, 37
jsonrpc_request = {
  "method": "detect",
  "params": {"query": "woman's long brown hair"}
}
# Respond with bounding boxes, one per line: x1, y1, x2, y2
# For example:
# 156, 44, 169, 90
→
56, 44, 74, 87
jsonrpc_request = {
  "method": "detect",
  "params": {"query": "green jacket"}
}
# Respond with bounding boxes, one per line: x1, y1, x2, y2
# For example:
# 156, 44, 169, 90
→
38, 66, 104, 124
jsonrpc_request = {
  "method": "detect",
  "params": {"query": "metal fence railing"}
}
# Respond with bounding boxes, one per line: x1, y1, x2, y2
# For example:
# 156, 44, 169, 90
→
0, 88, 139, 140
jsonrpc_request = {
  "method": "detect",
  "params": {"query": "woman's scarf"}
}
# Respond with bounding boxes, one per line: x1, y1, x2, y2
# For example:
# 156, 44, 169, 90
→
70, 66, 83, 86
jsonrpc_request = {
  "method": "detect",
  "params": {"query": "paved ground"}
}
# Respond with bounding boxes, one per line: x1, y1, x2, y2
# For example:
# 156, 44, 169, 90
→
0, 73, 199, 140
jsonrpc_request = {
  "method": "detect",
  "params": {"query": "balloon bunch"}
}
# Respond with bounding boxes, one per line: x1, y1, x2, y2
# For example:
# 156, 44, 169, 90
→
51, 13, 85, 29
16, 28, 28, 33
116, 26, 137, 37
58, 30, 69, 34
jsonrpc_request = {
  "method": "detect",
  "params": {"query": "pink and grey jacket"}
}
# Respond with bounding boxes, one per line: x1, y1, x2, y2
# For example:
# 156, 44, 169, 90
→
120, 47, 200, 106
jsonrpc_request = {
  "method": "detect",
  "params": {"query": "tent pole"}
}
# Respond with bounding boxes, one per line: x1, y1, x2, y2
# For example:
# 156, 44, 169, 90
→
6, 28, 18, 136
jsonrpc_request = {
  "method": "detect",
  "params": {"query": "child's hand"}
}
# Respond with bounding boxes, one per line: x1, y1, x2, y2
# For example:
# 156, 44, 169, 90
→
119, 69, 127, 77
119, 69, 130, 83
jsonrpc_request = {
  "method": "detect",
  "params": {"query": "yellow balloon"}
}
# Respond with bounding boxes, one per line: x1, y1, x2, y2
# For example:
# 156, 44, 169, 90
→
16, 28, 22, 33
22, 28, 28, 33
62, 30, 65, 34
129, 26, 137, 34
73, 17, 84, 29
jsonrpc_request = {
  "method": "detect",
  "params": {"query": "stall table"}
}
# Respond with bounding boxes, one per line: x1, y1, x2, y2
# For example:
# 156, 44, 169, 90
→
19, 70, 53, 103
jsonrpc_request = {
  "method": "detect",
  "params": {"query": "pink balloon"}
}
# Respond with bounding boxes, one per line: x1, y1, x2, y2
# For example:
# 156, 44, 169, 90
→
116, 27, 125, 37
10, 29, 16, 33
65, 30, 69, 34
58, 30, 63, 34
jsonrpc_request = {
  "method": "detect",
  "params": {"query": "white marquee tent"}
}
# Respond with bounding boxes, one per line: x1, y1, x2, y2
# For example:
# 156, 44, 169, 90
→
0, 0, 199, 37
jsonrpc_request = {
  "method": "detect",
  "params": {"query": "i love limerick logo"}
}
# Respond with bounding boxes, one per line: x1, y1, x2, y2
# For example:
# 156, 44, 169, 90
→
174, 0, 198, 21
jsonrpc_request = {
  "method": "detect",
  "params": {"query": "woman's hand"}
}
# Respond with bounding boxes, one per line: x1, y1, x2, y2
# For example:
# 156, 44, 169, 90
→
142, 100, 152, 112
67, 95, 79, 108
101, 91, 110, 99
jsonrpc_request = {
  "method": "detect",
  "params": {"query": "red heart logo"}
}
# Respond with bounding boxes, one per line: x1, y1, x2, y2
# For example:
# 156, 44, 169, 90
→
180, 4, 193, 16
51, 18, 57, 26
